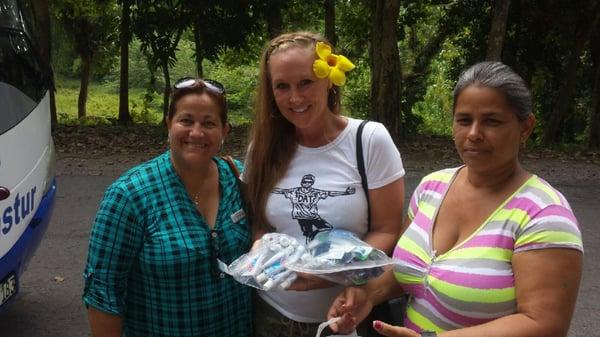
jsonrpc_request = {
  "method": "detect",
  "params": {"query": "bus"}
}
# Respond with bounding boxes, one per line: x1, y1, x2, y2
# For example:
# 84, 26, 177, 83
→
0, 0, 56, 309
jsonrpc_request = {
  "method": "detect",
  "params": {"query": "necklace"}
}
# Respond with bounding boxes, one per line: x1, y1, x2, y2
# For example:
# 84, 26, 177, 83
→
191, 192, 202, 206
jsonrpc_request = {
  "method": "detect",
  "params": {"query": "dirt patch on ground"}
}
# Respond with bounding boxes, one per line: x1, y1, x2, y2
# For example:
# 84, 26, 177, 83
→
54, 124, 600, 186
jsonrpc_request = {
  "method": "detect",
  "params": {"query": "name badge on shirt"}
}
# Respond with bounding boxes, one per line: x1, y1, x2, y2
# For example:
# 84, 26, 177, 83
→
230, 209, 245, 223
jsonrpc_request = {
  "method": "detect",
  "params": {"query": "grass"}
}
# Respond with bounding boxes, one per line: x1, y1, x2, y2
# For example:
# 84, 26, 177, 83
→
55, 77, 254, 127
55, 78, 165, 125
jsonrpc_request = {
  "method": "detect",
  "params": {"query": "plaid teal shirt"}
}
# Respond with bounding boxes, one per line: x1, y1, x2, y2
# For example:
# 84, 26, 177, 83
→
83, 152, 252, 337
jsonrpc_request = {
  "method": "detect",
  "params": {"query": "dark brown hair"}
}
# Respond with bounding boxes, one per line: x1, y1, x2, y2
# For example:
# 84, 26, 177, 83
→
168, 80, 228, 125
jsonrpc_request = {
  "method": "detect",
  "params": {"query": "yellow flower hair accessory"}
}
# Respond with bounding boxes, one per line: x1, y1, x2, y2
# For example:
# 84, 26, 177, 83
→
313, 41, 355, 86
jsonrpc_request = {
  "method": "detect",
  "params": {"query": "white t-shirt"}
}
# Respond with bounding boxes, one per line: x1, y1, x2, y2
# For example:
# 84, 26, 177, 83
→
259, 117, 405, 322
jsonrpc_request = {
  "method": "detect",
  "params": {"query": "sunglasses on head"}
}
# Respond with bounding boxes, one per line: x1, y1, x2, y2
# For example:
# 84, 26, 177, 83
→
173, 77, 226, 96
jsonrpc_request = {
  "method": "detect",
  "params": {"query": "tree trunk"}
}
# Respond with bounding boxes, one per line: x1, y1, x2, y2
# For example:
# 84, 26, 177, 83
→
118, 0, 132, 124
324, 0, 337, 46
266, 2, 283, 39
589, 58, 600, 148
31, 0, 56, 129
370, 0, 402, 143
486, 0, 511, 61
193, 19, 204, 77
144, 61, 157, 117
543, 6, 600, 144
161, 58, 171, 123
589, 23, 600, 148
152, 25, 183, 124
78, 55, 92, 119
401, 2, 462, 127
402, 23, 454, 118
31, 0, 51, 68
408, 25, 417, 52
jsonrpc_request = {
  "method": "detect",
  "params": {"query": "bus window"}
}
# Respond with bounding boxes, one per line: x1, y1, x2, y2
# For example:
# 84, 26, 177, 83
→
0, 0, 50, 135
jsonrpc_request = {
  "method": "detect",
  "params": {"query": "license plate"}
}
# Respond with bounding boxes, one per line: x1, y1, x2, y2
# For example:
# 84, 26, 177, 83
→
0, 272, 17, 307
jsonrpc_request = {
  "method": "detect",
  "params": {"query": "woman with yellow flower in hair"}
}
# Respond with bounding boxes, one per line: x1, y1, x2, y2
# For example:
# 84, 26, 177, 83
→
243, 31, 406, 337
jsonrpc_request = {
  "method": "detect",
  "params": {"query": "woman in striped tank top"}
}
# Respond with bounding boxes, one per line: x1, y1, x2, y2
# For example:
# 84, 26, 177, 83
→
327, 62, 583, 337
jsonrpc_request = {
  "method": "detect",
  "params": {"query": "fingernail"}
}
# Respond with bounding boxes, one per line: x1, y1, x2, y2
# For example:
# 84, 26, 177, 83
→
373, 320, 383, 331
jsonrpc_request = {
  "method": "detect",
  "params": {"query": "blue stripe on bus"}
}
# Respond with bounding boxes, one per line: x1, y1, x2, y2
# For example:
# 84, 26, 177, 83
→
0, 180, 56, 309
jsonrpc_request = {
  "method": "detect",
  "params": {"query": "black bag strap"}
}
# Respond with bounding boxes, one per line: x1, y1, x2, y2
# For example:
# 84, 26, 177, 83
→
356, 120, 370, 230
355, 121, 400, 337
355, 121, 406, 337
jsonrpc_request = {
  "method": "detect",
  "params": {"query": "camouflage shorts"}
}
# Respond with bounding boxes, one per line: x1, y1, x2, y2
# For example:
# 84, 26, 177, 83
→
253, 294, 333, 337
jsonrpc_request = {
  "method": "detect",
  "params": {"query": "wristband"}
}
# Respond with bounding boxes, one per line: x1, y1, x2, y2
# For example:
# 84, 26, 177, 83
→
421, 331, 437, 337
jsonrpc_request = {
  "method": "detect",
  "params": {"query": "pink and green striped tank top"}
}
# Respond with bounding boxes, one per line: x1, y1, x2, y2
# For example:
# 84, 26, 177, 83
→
393, 167, 583, 333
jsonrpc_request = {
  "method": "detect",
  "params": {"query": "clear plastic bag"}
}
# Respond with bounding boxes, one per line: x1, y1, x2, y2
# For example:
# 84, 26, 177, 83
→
219, 233, 307, 291
221, 230, 393, 289
286, 229, 394, 285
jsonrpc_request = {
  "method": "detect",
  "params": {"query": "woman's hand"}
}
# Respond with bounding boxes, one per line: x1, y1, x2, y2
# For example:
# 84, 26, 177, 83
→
327, 286, 373, 334
286, 272, 335, 291
328, 269, 403, 334
371, 321, 420, 337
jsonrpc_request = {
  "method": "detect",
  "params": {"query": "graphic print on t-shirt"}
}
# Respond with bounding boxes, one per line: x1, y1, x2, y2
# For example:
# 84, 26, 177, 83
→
273, 174, 356, 242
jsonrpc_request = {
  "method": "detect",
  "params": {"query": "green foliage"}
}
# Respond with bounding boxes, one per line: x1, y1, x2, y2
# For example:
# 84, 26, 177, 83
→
412, 47, 455, 137
218, 31, 264, 66
529, 67, 554, 143
397, 2, 445, 73
500, 0, 597, 144
104, 37, 197, 88
55, 77, 163, 125
182, 0, 259, 64
132, 0, 185, 72
342, 59, 371, 119
444, 1, 492, 81
51, 0, 119, 74
336, 1, 370, 60
396, 3, 448, 135
50, 19, 78, 78
203, 58, 259, 126
281, 0, 323, 33
48, 0, 598, 149
169, 38, 203, 80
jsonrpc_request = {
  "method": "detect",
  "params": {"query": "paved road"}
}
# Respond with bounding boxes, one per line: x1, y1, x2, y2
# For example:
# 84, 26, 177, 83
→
0, 162, 598, 337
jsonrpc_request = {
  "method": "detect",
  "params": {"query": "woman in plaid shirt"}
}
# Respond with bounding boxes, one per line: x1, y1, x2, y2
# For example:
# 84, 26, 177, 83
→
83, 78, 252, 336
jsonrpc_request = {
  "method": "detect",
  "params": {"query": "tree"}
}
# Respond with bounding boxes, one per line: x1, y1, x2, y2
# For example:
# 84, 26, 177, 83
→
486, 0, 511, 61
369, 0, 402, 142
265, 0, 285, 39
118, 0, 132, 124
53, 0, 117, 118
183, 0, 258, 78
337, 1, 371, 58
589, 23, 600, 148
31, 0, 57, 129
543, 1, 600, 144
324, 0, 337, 46
132, 0, 185, 122
401, 0, 486, 133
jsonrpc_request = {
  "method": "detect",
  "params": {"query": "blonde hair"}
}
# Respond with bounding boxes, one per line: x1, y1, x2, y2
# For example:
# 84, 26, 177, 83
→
244, 31, 341, 232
